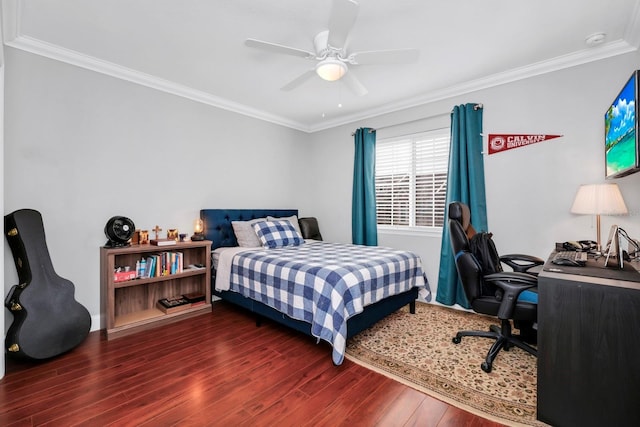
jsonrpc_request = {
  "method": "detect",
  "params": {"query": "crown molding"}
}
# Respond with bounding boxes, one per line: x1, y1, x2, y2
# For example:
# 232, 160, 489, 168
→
1, 0, 311, 132
3, 0, 639, 134
3, 34, 311, 132
309, 39, 638, 132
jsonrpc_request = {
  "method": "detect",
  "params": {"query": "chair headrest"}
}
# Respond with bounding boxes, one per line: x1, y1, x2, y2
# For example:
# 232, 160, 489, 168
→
449, 202, 471, 231
298, 217, 323, 241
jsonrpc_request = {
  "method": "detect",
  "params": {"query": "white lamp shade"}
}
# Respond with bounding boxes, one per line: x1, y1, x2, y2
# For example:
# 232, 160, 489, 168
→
316, 59, 347, 81
570, 183, 628, 215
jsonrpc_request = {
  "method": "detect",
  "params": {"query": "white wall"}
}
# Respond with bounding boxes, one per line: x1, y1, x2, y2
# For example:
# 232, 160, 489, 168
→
3, 48, 308, 332
484, 55, 640, 257
305, 50, 640, 300
3, 38, 640, 369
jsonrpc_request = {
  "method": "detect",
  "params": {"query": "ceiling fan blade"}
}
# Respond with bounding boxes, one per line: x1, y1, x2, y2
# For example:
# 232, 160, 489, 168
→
327, 0, 359, 49
349, 48, 420, 65
245, 38, 315, 59
281, 69, 317, 91
342, 71, 368, 96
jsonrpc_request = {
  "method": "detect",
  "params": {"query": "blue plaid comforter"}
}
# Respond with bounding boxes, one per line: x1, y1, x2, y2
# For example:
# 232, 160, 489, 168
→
229, 240, 427, 364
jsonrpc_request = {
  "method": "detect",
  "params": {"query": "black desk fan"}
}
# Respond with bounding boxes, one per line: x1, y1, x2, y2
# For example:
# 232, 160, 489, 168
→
104, 216, 135, 247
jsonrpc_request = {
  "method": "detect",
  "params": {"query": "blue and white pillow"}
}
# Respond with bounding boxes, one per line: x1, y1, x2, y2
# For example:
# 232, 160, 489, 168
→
253, 220, 304, 249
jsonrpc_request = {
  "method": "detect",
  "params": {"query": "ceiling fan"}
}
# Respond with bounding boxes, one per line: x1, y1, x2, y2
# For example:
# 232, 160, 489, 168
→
245, 0, 419, 96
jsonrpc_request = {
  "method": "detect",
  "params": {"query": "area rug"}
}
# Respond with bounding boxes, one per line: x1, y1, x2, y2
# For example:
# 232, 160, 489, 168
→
345, 302, 548, 427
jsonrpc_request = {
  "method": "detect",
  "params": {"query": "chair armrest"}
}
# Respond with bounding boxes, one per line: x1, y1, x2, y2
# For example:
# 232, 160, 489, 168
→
485, 272, 537, 319
500, 253, 545, 274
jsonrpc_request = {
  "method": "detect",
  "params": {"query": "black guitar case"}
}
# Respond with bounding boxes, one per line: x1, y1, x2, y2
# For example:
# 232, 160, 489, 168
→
4, 209, 91, 360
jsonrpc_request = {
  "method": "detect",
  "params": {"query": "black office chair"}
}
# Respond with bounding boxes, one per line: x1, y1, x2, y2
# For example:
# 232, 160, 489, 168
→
448, 201, 542, 372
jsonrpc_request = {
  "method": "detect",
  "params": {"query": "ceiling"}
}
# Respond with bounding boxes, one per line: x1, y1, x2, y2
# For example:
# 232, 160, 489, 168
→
3, 0, 640, 132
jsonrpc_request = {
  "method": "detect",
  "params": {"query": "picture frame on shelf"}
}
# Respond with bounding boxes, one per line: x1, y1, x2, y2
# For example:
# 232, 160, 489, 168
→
167, 229, 179, 241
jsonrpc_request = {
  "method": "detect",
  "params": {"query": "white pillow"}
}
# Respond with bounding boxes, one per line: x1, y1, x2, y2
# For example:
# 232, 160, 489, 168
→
266, 215, 301, 235
231, 218, 265, 247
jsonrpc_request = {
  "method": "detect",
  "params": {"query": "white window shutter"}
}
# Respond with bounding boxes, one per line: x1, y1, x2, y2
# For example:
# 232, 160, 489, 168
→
376, 129, 450, 228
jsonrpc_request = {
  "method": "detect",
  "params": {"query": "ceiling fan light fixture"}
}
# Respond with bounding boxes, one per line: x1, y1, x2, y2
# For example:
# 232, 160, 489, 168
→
316, 58, 347, 81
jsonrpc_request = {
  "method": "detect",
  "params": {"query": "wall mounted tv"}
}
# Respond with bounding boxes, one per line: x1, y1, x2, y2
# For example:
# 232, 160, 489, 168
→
605, 70, 639, 179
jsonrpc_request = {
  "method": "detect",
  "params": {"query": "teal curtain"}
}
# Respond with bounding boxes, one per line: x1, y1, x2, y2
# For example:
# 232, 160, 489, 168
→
352, 127, 378, 246
436, 104, 486, 308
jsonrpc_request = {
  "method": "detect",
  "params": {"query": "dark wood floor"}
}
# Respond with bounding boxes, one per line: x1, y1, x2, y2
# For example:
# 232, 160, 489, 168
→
0, 301, 503, 426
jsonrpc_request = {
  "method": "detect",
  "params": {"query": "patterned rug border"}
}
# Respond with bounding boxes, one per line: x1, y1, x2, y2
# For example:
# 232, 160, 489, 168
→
345, 302, 548, 427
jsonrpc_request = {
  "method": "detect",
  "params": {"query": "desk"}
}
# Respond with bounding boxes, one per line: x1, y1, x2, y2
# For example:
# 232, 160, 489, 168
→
537, 252, 640, 427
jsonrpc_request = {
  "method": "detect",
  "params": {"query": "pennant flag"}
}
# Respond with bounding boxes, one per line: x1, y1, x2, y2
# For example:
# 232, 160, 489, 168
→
488, 134, 562, 155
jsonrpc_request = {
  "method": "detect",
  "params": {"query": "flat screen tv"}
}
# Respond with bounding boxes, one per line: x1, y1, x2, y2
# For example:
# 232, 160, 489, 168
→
605, 70, 640, 179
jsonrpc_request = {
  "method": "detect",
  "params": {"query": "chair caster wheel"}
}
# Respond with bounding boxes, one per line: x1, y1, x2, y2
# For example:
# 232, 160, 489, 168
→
452, 336, 461, 344
481, 362, 492, 373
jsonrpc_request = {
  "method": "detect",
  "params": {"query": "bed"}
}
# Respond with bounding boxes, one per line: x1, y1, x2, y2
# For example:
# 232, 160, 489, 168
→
201, 208, 428, 365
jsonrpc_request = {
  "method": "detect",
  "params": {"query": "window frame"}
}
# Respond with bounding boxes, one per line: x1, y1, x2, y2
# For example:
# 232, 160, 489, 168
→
375, 127, 450, 234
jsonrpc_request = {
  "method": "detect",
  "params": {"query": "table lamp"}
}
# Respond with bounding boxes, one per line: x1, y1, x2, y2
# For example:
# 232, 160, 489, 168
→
570, 183, 628, 253
191, 218, 205, 241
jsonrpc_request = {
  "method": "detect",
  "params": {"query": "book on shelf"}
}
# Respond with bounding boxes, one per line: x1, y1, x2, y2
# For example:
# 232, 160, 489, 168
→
150, 238, 177, 246
169, 251, 184, 274
141, 251, 183, 278
156, 296, 191, 314
145, 256, 155, 278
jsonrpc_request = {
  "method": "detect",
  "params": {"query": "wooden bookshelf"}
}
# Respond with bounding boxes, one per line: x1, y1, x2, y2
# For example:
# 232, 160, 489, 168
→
100, 240, 212, 339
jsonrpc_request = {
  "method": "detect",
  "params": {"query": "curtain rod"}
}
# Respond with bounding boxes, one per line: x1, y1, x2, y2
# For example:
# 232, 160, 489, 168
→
351, 113, 445, 136
351, 103, 483, 135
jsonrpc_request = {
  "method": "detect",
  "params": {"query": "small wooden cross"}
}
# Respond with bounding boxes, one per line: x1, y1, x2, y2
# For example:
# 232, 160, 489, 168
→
152, 225, 162, 240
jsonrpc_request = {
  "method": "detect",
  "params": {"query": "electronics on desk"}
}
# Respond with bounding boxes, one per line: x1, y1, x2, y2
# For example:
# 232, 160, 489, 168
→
603, 225, 640, 269
562, 240, 597, 252
552, 251, 588, 267
604, 225, 622, 268
556, 229, 638, 270
618, 228, 640, 259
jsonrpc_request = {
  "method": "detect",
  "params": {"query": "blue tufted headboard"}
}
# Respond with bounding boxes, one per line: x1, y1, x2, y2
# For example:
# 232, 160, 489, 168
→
200, 209, 298, 250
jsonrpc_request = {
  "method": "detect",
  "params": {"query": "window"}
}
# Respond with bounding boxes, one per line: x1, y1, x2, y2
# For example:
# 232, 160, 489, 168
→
375, 128, 450, 228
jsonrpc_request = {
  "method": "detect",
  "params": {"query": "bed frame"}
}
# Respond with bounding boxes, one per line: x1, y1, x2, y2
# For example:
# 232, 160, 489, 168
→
200, 209, 418, 341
